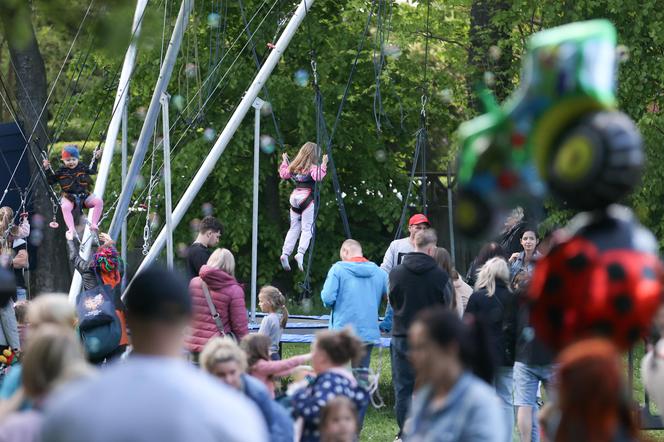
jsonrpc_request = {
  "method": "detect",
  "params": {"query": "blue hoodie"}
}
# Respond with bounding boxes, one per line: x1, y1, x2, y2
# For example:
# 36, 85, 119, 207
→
321, 260, 388, 343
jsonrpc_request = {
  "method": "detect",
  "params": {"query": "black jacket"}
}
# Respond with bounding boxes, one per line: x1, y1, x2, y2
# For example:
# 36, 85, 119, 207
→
464, 281, 517, 367
389, 252, 452, 338
47, 162, 97, 195
515, 293, 554, 366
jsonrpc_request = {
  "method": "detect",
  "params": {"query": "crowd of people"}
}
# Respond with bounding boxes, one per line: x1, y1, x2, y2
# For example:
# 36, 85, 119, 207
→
0, 202, 661, 441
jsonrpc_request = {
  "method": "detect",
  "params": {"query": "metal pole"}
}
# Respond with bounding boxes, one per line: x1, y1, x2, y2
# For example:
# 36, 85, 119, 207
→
447, 162, 456, 265
121, 100, 128, 264
68, 0, 149, 300
250, 97, 264, 324
108, 0, 193, 241
134, 0, 315, 276
161, 92, 174, 269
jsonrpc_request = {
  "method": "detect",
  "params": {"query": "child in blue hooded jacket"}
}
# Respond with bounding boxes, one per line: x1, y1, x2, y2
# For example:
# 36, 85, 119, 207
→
320, 239, 387, 371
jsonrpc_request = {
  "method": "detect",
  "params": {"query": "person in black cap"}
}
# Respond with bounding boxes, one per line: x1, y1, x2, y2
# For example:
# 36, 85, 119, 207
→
41, 265, 267, 442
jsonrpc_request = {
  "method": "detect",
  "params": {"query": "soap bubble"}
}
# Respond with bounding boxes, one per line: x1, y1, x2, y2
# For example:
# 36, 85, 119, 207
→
177, 242, 188, 257
149, 213, 160, 230
260, 101, 273, 116
189, 218, 201, 232
202, 202, 214, 216
616, 44, 629, 62
171, 95, 185, 111
484, 71, 496, 87
383, 44, 402, 59
184, 63, 197, 78
294, 69, 309, 87
260, 135, 276, 154
374, 149, 386, 162
489, 45, 502, 61
203, 127, 216, 142
31, 214, 45, 229
136, 175, 146, 190
29, 229, 43, 246
135, 106, 147, 120
439, 89, 453, 103
207, 12, 221, 28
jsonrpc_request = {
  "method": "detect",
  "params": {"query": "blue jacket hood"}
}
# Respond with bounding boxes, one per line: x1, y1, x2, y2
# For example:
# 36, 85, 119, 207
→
335, 260, 383, 278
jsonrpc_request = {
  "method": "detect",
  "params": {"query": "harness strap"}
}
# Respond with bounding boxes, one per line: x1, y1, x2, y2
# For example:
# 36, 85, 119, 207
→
291, 191, 315, 215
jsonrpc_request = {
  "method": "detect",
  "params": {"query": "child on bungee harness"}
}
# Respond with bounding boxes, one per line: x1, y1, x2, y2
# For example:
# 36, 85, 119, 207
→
279, 141, 327, 272
43, 145, 103, 237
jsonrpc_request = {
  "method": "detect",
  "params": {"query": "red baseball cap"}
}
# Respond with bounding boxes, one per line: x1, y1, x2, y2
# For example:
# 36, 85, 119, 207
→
408, 214, 430, 226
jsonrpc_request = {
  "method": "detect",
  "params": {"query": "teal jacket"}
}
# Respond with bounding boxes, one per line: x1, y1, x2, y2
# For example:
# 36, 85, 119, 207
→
321, 260, 388, 343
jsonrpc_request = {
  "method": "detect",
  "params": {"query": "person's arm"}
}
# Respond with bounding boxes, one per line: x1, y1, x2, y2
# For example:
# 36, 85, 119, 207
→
505, 293, 518, 360
66, 235, 91, 274
44, 165, 58, 185
320, 265, 339, 308
380, 242, 395, 274
463, 292, 479, 317
309, 163, 327, 181
229, 287, 249, 339
11, 249, 28, 270
278, 158, 292, 179
255, 354, 310, 378
16, 217, 29, 238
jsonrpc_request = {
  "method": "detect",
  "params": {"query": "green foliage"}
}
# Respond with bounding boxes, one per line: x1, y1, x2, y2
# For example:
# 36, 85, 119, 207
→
6, 0, 664, 293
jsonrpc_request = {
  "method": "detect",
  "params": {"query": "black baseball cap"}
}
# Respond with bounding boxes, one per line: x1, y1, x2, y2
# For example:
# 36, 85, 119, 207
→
125, 265, 192, 321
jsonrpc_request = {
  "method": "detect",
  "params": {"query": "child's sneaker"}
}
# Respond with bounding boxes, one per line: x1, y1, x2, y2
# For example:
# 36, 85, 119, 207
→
280, 254, 291, 271
294, 253, 304, 272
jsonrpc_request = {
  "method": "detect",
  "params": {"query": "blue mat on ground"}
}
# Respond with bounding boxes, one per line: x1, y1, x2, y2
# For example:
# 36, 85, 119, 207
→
249, 322, 329, 330
281, 333, 391, 348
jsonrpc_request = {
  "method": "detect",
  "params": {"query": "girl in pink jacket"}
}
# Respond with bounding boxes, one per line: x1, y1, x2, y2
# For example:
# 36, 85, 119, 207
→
185, 249, 248, 356
279, 142, 328, 272
241, 333, 310, 398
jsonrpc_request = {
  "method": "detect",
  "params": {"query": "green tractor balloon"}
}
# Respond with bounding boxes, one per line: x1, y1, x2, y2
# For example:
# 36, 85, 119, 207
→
455, 19, 643, 237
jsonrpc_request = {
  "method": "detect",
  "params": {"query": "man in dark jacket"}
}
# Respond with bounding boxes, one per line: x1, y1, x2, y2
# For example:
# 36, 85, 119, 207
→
186, 216, 223, 278
389, 228, 451, 437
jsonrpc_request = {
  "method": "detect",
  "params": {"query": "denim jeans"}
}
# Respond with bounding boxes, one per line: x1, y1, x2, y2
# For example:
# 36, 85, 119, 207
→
493, 366, 514, 442
353, 343, 374, 430
514, 362, 554, 442
391, 336, 415, 434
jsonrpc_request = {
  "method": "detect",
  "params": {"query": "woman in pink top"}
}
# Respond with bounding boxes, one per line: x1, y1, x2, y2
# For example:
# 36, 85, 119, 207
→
241, 334, 310, 398
186, 249, 249, 358
278, 141, 328, 272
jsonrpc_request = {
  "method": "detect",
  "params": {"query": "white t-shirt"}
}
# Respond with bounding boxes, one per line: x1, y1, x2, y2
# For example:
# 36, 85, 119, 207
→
41, 356, 268, 442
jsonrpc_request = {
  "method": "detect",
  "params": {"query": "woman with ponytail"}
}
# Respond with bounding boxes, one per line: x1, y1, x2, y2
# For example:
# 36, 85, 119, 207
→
404, 307, 505, 441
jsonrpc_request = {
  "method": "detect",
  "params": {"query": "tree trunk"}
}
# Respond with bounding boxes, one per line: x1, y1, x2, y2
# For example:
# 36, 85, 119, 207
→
0, 2, 71, 293
467, 0, 513, 109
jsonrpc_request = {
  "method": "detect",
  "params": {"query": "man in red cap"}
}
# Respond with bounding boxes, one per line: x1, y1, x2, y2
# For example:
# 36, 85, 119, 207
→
378, 214, 430, 333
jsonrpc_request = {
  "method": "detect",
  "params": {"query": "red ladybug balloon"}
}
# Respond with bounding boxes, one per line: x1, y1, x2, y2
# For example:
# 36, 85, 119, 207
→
529, 205, 663, 351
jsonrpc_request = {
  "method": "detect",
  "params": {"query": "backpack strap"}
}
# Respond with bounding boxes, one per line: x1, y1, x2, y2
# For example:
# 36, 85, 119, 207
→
201, 280, 226, 336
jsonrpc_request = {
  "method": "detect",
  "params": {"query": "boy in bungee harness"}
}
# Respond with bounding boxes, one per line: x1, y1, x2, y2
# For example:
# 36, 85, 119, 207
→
43, 145, 103, 237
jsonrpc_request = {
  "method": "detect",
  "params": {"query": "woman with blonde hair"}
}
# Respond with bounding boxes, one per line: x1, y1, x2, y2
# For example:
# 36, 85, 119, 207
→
278, 142, 328, 272
464, 257, 517, 442
186, 248, 248, 361
0, 325, 93, 441
200, 337, 294, 442
0, 293, 78, 405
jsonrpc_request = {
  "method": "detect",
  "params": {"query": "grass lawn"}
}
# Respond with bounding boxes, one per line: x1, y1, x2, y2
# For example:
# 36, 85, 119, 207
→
283, 341, 664, 441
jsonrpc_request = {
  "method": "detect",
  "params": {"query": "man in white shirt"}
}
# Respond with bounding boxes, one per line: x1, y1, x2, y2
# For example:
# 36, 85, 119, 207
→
40, 265, 267, 442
